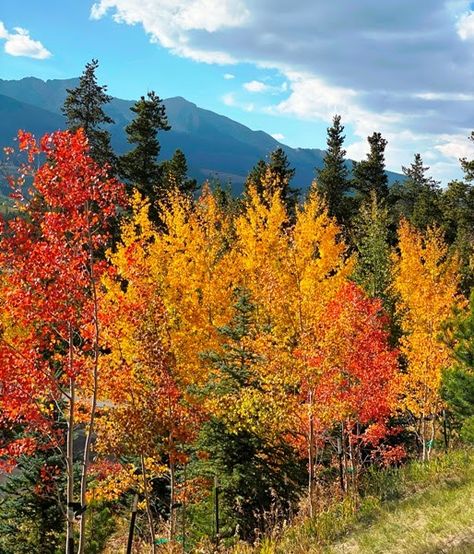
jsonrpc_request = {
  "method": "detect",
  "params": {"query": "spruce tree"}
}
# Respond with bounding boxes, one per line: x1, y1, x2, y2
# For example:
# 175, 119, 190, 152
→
62, 59, 115, 167
442, 293, 474, 444
460, 131, 474, 182
0, 449, 65, 553
315, 114, 350, 224
244, 148, 299, 218
195, 289, 303, 541
352, 191, 392, 307
161, 148, 198, 196
440, 180, 474, 293
119, 90, 170, 210
389, 153, 441, 229
352, 132, 389, 202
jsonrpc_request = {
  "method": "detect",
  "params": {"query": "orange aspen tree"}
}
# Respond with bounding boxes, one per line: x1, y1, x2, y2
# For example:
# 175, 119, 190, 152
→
392, 221, 463, 460
0, 130, 125, 553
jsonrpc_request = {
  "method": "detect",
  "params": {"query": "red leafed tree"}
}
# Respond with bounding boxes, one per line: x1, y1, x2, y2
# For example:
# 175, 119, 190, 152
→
0, 129, 125, 553
299, 282, 399, 500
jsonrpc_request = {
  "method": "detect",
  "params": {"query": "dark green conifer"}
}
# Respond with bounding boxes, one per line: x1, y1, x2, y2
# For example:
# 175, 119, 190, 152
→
119, 91, 170, 207
161, 148, 198, 196
352, 132, 389, 201
389, 153, 441, 229
194, 289, 303, 541
442, 294, 474, 444
315, 114, 350, 224
62, 59, 115, 167
245, 147, 298, 218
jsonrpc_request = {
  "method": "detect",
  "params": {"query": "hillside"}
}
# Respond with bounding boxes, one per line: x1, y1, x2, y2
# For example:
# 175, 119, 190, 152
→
0, 77, 402, 193
235, 451, 474, 554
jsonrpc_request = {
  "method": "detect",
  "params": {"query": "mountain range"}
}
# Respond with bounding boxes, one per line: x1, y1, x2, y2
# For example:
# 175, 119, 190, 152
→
0, 77, 402, 194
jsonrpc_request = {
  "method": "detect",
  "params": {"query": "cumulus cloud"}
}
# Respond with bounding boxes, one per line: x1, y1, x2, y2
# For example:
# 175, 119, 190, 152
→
221, 91, 254, 112
243, 80, 268, 93
91, 0, 474, 179
90, 0, 249, 62
0, 21, 51, 59
223, 73, 235, 79
243, 79, 288, 94
457, 11, 474, 39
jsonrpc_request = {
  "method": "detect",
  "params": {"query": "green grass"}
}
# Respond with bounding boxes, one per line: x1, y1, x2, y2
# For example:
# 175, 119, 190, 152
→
232, 449, 474, 554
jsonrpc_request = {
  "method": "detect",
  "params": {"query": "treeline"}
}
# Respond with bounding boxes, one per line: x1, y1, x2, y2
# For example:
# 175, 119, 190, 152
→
0, 60, 474, 554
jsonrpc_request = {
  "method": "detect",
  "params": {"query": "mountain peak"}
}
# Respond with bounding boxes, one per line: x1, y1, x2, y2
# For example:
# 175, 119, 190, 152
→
0, 75, 403, 194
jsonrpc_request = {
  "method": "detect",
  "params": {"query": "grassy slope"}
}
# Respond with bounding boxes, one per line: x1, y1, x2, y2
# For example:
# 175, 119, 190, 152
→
329, 460, 474, 553
234, 450, 474, 554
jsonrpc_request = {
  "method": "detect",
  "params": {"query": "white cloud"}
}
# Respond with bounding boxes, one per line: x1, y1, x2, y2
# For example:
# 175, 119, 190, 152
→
0, 21, 51, 59
271, 133, 285, 140
457, 10, 474, 39
223, 73, 235, 79
243, 80, 268, 93
0, 21, 8, 39
91, 0, 249, 62
221, 91, 254, 111
222, 92, 236, 106
243, 79, 288, 94
91, 0, 474, 181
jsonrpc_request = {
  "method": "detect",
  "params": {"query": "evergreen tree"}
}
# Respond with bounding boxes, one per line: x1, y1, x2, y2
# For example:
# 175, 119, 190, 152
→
119, 90, 170, 212
161, 148, 198, 196
315, 114, 351, 224
195, 289, 303, 541
442, 294, 474, 444
245, 148, 299, 218
352, 191, 392, 310
389, 153, 441, 229
460, 131, 474, 182
0, 450, 65, 554
440, 180, 474, 294
62, 59, 115, 167
352, 132, 389, 202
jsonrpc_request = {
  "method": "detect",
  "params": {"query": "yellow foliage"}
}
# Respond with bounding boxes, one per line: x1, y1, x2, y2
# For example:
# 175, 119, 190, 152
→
392, 221, 464, 419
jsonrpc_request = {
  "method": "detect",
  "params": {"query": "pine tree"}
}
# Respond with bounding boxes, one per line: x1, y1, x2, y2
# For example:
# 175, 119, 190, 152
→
119, 90, 171, 217
244, 148, 298, 218
442, 293, 474, 444
315, 114, 351, 224
352, 191, 392, 307
460, 131, 474, 182
440, 180, 474, 294
196, 289, 303, 541
161, 148, 198, 196
352, 132, 389, 202
0, 448, 65, 554
62, 59, 115, 167
389, 153, 441, 229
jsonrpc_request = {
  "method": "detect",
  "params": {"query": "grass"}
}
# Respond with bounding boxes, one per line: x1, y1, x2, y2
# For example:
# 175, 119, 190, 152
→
232, 449, 474, 554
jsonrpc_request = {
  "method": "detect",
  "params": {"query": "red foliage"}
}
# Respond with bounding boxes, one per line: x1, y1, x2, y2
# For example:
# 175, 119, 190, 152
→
0, 129, 126, 464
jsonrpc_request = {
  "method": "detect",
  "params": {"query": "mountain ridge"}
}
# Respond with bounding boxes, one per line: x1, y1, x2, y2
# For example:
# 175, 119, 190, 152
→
0, 76, 402, 193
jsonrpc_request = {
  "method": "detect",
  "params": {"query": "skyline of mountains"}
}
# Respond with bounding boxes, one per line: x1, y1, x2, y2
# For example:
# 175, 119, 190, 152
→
0, 76, 402, 194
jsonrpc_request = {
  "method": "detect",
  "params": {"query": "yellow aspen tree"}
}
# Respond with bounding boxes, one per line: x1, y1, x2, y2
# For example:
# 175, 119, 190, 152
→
235, 183, 354, 515
99, 192, 202, 546
392, 220, 464, 460
149, 184, 238, 386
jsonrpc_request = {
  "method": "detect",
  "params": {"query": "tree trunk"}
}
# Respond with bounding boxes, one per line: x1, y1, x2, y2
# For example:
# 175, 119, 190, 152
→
78, 206, 101, 554
426, 418, 435, 461
308, 390, 315, 518
421, 417, 426, 462
141, 454, 157, 554
66, 378, 75, 554
66, 326, 75, 554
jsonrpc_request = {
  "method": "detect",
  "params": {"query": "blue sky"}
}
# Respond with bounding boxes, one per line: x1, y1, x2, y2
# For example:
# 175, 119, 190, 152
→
2, 1, 474, 183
